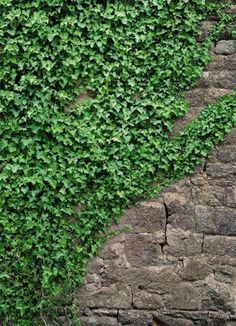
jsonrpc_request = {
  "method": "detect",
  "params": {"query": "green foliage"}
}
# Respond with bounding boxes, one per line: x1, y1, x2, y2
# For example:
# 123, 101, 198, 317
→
0, 0, 235, 324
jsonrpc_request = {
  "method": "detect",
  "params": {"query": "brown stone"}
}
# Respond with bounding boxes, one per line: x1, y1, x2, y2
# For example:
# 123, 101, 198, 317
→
135, 266, 182, 294
119, 201, 166, 238
78, 284, 132, 309
204, 235, 236, 256
118, 310, 152, 326
153, 314, 194, 326
195, 205, 236, 235
185, 87, 229, 107
80, 316, 120, 326
124, 234, 163, 267
208, 54, 236, 71
164, 226, 203, 258
181, 257, 212, 281
133, 290, 164, 309
217, 146, 236, 163
168, 283, 203, 310
196, 71, 236, 89
205, 163, 236, 178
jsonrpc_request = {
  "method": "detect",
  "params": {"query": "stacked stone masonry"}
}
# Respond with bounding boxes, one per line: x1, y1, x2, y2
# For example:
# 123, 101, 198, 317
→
73, 8, 236, 326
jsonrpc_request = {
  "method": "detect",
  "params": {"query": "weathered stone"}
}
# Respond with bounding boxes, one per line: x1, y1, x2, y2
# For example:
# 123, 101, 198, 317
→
226, 187, 236, 208
164, 226, 203, 258
80, 316, 120, 326
86, 257, 104, 274
118, 310, 152, 325
204, 236, 236, 257
205, 163, 236, 178
214, 265, 236, 284
215, 41, 236, 55
124, 234, 163, 267
195, 205, 236, 235
133, 290, 164, 309
85, 273, 102, 292
167, 213, 197, 231
181, 257, 212, 281
135, 266, 182, 294
202, 274, 235, 312
119, 201, 166, 238
78, 285, 132, 309
196, 71, 236, 89
208, 54, 236, 71
163, 191, 193, 215
222, 128, 236, 146
217, 146, 236, 163
168, 283, 202, 310
153, 314, 194, 326
93, 309, 117, 316
192, 186, 227, 207
185, 88, 229, 107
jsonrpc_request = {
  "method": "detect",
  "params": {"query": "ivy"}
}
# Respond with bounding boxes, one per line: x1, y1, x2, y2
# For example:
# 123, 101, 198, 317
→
0, 0, 235, 324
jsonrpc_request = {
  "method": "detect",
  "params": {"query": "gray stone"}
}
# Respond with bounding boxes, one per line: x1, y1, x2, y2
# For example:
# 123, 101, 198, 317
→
215, 41, 236, 55
80, 316, 120, 326
204, 236, 236, 257
133, 290, 164, 309
118, 310, 152, 325
208, 54, 236, 71
197, 71, 236, 89
168, 283, 202, 310
181, 257, 212, 281
134, 266, 182, 294
119, 201, 166, 238
164, 226, 203, 258
124, 233, 163, 267
78, 285, 132, 309
152, 315, 194, 326
185, 88, 229, 107
195, 205, 236, 235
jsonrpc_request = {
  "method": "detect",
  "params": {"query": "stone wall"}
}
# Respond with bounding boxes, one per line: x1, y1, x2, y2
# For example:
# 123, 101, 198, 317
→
75, 8, 236, 326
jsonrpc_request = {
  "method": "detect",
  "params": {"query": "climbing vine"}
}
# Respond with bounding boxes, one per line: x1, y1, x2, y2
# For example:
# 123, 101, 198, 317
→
0, 0, 235, 324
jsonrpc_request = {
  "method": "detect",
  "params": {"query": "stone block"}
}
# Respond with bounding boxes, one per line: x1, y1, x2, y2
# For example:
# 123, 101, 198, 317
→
163, 191, 193, 215
217, 146, 236, 163
120, 201, 166, 238
118, 310, 152, 325
164, 226, 203, 258
153, 314, 194, 326
208, 54, 236, 71
197, 71, 236, 89
124, 234, 163, 267
192, 186, 227, 207
202, 274, 235, 312
134, 266, 182, 294
195, 205, 236, 235
205, 163, 236, 178
168, 283, 203, 310
181, 257, 212, 281
185, 88, 229, 107
215, 41, 236, 55
204, 235, 236, 257
133, 290, 164, 309
78, 284, 132, 309
80, 316, 120, 326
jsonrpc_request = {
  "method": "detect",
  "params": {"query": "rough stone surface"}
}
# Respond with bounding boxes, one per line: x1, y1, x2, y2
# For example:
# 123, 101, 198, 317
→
215, 40, 236, 55
74, 12, 236, 326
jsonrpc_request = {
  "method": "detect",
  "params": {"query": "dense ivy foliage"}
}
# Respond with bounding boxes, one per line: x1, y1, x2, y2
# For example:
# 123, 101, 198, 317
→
0, 0, 235, 324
